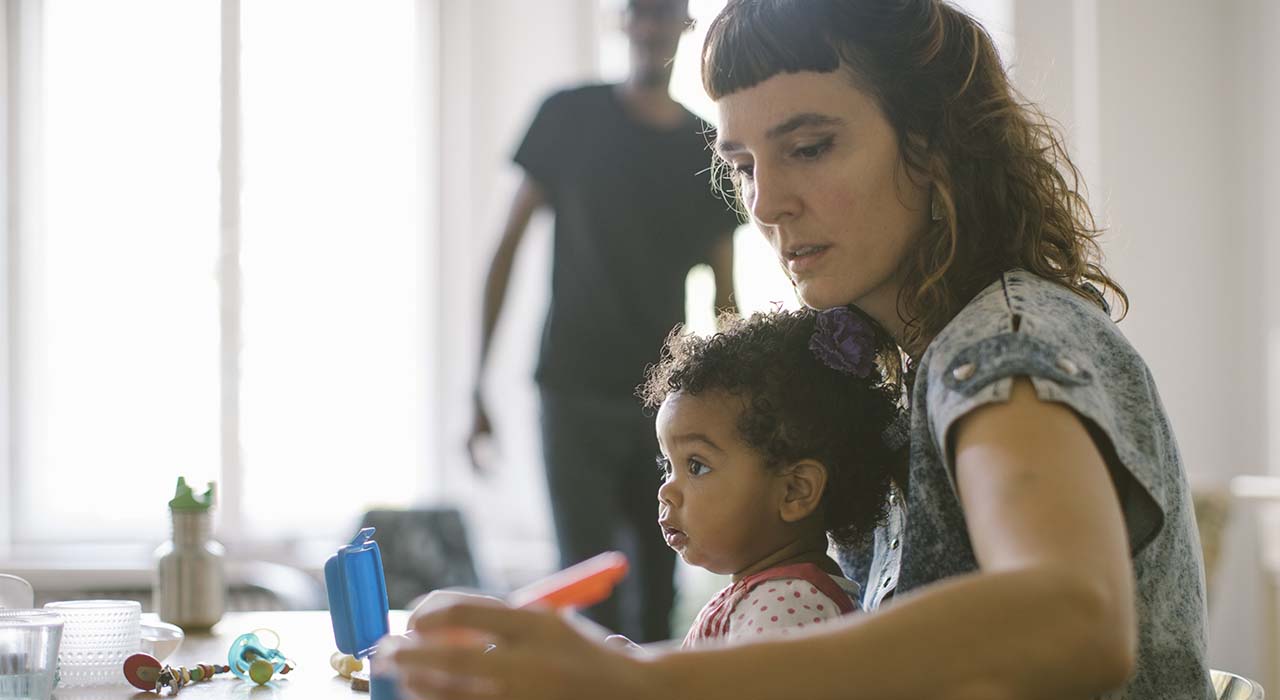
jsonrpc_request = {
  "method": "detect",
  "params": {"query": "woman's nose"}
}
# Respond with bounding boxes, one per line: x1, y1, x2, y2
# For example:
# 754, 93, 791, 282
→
748, 164, 800, 226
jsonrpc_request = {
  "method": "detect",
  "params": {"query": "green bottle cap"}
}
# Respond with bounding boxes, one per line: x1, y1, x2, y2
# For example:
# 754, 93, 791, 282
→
169, 477, 216, 511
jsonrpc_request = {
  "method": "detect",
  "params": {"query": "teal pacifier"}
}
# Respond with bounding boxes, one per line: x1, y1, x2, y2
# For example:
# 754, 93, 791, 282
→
227, 629, 295, 684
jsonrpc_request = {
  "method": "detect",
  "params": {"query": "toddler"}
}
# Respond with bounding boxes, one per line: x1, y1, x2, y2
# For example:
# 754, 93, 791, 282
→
637, 305, 906, 648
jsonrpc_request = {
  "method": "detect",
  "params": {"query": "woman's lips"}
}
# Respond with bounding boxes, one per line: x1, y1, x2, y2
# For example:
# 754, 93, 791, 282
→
662, 526, 688, 549
785, 244, 831, 275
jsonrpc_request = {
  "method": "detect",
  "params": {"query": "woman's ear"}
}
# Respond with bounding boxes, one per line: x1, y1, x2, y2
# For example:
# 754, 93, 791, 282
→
777, 460, 828, 523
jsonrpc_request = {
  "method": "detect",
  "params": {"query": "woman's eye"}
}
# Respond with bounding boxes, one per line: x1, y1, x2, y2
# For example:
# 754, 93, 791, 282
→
687, 460, 710, 477
793, 138, 833, 160
656, 456, 672, 479
731, 162, 755, 180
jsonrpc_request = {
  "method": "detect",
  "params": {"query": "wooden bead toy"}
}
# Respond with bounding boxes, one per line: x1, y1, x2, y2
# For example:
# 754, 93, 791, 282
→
124, 652, 231, 694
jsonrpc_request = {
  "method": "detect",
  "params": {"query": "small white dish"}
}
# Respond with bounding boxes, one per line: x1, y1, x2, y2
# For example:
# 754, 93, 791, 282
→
139, 616, 184, 661
0, 574, 34, 609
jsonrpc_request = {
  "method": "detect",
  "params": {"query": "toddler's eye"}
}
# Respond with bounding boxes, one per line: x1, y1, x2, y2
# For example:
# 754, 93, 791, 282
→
687, 459, 710, 477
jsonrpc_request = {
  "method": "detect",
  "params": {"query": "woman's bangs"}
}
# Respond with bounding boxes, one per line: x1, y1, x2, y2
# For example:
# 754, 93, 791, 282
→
702, 0, 842, 99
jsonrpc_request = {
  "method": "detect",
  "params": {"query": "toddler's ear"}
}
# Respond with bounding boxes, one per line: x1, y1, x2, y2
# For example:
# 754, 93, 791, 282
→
778, 460, 828, 523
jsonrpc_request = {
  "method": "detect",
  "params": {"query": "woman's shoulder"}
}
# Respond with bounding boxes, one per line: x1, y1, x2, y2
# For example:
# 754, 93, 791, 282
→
919, 269, 1137, 383
912, 268, 1165, 486
908, 270, 1187, 558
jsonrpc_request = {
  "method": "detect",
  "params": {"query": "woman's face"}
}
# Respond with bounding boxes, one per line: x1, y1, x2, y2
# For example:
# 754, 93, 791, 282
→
716, 70, 929, 328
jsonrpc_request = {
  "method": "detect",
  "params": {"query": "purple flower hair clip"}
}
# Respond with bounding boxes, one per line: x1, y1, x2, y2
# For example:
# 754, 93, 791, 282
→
809, 306, 878, 378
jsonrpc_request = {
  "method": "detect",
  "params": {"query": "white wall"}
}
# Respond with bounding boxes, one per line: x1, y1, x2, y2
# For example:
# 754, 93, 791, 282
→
1220, 0, 1280, 684
1016, 0, 1258, 486
1015, 0, 1280, 682
1098, 2, 1255, 485
0, 3, 11, 558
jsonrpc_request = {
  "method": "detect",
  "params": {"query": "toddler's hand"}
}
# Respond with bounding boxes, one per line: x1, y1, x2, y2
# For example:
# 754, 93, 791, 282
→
604, 634, 647, 655
403, 591, 506, 660
407, 589, 505, 628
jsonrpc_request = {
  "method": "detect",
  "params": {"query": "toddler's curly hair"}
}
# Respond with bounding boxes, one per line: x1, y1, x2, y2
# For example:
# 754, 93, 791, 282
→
638, 308, 905, 546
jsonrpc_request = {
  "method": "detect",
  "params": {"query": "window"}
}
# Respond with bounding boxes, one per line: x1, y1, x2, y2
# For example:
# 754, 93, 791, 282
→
237, 0, 429, 537
13, 0, 222, 543
6, 0, 434, 547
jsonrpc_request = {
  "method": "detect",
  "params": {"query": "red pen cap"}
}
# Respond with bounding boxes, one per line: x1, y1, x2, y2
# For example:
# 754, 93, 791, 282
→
509, 551, 629, 610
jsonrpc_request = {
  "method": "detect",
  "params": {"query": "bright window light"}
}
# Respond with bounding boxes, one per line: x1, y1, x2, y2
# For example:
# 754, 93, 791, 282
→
17, 0, 222, 541
239, 0, 427, 537
14, 0, 431, 544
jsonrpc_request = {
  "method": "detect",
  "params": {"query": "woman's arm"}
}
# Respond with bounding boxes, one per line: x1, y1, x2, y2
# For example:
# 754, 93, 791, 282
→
396, 378, 1137, 700
653, 378, 1136, 700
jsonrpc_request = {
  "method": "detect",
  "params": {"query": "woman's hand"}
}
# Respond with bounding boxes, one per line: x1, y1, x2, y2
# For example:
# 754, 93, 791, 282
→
391, 601, 662, 700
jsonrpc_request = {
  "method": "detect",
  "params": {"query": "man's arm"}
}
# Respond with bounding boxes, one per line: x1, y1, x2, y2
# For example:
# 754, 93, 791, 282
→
468, 175, 546, 472
477, 175, 546, 377
708, 232, 737, 316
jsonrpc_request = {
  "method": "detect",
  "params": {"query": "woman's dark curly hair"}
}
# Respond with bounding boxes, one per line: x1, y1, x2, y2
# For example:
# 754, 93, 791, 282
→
638, 308, 904, 546
702, 0, 1127, 357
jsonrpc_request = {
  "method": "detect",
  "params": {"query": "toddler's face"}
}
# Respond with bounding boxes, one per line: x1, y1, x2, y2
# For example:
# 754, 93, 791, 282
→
655, 390, 790, 577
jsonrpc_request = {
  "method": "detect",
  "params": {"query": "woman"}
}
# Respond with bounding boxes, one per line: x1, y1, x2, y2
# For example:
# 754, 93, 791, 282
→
393, 1, 1212, 698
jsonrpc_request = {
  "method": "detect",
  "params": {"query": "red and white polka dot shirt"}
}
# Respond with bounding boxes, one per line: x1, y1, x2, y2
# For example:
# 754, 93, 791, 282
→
682, 562, 860, 649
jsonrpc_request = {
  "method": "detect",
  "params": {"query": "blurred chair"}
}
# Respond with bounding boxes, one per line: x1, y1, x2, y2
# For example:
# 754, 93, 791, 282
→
1230, 476, 1280, 696
1192, 485, 1232, 603
1212, 668, 1265, 700
358, 508, 480, 609
227, 560, 327, 610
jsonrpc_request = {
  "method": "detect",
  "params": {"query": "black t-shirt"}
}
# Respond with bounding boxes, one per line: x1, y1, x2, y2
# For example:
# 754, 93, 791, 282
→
515, 84, 740, 396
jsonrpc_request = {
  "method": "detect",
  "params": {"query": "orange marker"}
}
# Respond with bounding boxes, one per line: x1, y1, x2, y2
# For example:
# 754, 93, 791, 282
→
508, 551, 629, 610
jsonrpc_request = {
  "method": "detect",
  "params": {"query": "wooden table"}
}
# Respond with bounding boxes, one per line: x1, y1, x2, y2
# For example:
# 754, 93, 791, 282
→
53, 610, 410, 699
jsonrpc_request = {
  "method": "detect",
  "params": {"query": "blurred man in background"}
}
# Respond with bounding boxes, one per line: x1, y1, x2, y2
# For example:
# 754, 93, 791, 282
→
468, 0, 739, 643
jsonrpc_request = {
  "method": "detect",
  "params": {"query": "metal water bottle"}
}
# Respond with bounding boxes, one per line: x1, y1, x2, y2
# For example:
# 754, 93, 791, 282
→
154, 477, 225, 631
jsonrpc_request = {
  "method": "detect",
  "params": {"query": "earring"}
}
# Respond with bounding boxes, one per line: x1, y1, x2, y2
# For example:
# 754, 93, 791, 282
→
930, 190, 944, 222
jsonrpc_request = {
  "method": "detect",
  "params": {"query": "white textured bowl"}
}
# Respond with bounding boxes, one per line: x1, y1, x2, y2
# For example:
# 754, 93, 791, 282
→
42, 600, 141, 687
